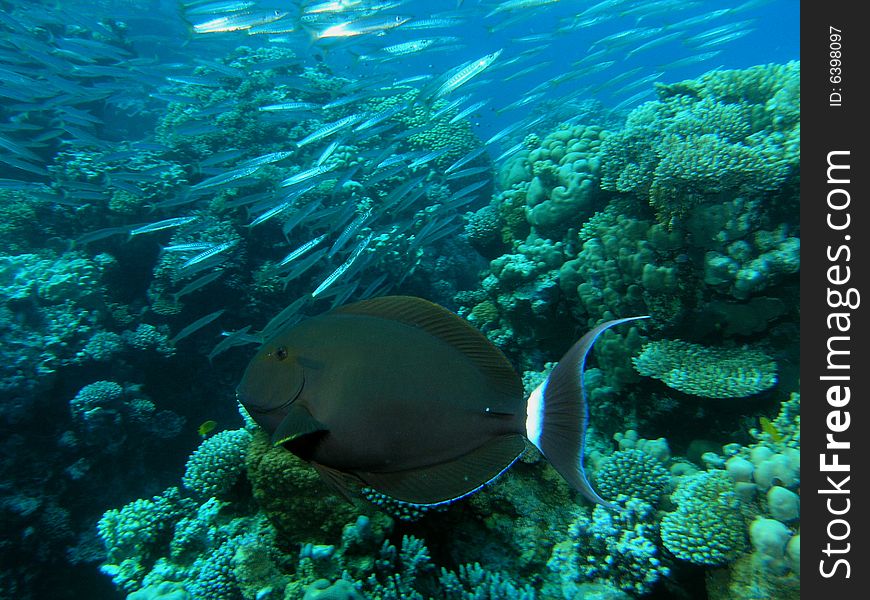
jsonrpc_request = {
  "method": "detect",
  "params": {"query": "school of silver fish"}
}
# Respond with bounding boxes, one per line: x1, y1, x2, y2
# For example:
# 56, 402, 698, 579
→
0, 0, 773, 356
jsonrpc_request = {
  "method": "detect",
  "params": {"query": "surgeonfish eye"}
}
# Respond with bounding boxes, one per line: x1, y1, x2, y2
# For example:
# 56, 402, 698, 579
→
273, 346, 289, 361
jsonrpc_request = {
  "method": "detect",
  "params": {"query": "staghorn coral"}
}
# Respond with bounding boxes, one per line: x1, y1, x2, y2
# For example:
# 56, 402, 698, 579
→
633, 339, 778, 398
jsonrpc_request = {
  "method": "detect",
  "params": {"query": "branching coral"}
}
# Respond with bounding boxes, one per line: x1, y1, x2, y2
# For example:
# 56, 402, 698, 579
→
98, 487, 197, 593
660, 471, 749, 566
547, 498, 669, 596
593, 449, 671, 505
600, 62, 800, 226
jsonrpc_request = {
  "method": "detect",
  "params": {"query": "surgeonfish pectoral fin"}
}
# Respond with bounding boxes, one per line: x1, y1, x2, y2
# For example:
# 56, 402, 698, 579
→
525, 316, 650, 510
271, 404, 328, 446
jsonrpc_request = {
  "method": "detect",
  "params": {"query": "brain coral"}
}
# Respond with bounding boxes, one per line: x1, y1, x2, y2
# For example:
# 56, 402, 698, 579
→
633, 339, 777, 398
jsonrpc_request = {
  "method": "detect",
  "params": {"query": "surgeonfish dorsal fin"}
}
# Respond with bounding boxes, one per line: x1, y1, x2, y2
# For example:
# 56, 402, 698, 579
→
334, 296, 523, 401
526, 316, 650, 510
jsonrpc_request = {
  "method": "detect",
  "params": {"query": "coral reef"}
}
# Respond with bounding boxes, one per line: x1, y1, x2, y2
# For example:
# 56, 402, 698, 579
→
182, 429, 253, 499
0, 9, 800, 594
547, 498, 670, 596
599, 62, 799, 226
593, 449, 671, 505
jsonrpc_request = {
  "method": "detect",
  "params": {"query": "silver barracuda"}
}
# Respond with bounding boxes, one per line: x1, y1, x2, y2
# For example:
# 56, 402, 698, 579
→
296, 114, 365, 147
426, 50, 503, 103
129, 216, 198, 236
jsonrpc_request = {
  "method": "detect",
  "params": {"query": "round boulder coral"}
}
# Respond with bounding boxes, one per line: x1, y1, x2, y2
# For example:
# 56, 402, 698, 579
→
182, 429, 253, 498
594, 449, 671, 505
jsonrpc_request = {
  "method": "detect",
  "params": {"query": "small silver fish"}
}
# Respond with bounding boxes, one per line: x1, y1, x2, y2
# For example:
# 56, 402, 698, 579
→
430, 50, 503, 102
329, 209, 372, 257
239, 151, 294, 168
171, 271, 225, 303
129, 216, 198, 236
191, 165, 260, 191
297, 114, 365, 147
259, 102, 321, 112
312, 234, 371, 297
445, 147, 486, 174
279, 233, 329, 266
170, 309, 225, 344
448, 99, 491, 124
162, 242, 215, 253
280, 164, 338, 187
180, 240, 238, 270
312, 15, 410, 40
193, 10, 288, 34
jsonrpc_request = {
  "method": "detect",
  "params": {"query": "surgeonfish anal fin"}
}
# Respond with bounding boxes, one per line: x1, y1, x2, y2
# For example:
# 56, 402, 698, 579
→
334, 296, 522, 401
312, 462, 359, 505
354, 434, 526, 505
271, 404, 328, 446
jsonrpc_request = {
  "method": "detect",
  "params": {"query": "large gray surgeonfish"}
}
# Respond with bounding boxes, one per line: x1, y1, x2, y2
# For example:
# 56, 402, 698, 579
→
237, 295, 646, 511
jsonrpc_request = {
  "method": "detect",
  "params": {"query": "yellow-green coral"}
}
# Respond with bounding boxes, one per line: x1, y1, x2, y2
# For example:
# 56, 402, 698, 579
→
633, 340, 777, 398
469, 299, 499, 326
245, 431, 360, 544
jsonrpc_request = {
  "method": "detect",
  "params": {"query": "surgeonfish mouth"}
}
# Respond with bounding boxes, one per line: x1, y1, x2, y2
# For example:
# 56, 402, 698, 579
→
237, 296, 647, 512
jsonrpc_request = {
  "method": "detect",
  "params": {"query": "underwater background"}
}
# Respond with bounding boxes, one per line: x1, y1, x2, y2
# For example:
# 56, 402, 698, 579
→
0, 0, 800, 599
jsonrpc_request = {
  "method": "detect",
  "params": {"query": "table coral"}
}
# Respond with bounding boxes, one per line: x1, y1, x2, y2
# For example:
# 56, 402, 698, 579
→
633, 339, 777, 398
